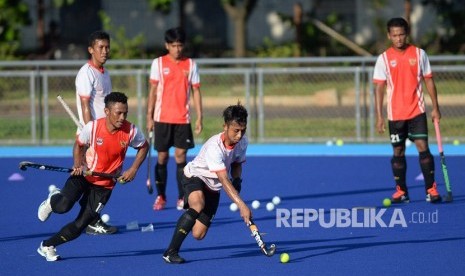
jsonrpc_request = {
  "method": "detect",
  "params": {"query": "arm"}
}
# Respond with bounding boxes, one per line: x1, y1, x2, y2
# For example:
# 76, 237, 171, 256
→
79, 97, 93, 124
120, 141, 149, 183
374, 82, 386, 134
146, 83, 157, 133
72, 139, 86, 176
424, 77, 441, 122
217, 169, 251, 223
192, 86, 203, 134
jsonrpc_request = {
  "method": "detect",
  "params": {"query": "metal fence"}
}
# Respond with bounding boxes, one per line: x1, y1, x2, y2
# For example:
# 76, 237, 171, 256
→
1, 56, 464, 145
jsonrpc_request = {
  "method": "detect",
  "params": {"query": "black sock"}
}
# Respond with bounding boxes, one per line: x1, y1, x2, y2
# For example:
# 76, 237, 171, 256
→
43, 222, 81, 247
176, 162, 187, 199
155, 163, 167, 197
419, 150, 435, 191
391, 156, 408, 193
166, 208, 199, 253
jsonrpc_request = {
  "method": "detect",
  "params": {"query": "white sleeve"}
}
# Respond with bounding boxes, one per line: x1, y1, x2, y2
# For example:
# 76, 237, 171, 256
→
190, 59, 200, 85
373, 54, 387, 82
129, 125, 147, 148
75, 66, 94, 98
77, 121, 93, 145
149, 58, 160, 82
420, 49, 432, 77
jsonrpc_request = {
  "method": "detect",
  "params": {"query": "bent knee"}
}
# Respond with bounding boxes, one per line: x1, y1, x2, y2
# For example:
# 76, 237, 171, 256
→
192, 231, 206, 240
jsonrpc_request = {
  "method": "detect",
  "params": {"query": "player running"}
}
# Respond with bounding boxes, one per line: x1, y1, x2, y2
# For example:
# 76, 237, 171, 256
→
162, 103, 250, 264
373, 17, 442, 203
37, 92, 148, 261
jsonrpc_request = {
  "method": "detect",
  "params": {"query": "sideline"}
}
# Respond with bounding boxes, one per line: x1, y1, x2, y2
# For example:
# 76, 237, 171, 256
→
1, 144, 464, 157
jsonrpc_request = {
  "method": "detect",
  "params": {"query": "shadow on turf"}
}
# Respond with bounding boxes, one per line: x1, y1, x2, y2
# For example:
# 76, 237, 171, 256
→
274, 236, 465, 263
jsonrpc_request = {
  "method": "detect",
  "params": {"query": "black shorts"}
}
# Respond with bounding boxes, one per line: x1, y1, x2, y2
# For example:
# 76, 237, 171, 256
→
61, 175, 112, 215
388, 113, 428, 146
154, 122, 195, 151
182, 175, 220, 228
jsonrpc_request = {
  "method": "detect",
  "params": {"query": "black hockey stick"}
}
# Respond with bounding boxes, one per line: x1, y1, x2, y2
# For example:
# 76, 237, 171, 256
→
19, 161, 123, 181
433, 119, 453, 202
146, 130, 154, 194
247, 219, 276, 257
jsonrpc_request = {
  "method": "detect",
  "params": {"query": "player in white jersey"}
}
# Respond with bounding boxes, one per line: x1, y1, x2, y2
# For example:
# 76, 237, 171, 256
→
162, 103, 251, 264
75, 31, 116, 235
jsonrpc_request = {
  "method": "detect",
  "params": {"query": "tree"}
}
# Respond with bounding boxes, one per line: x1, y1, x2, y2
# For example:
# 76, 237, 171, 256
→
0, 0, 30, 59
221, 0, 258, 57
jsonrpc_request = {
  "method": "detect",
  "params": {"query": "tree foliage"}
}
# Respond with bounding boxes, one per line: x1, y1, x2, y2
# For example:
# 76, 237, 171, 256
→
0, 0, 30, 60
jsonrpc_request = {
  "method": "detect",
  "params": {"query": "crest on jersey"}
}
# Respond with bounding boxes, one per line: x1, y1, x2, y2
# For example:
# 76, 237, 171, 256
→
96, 137, 103, 146
183, 70, 189, 77
409, 58, 417, 66
120, 141, 127, 148
163, 68, 170, 75
390, 60, 397, 67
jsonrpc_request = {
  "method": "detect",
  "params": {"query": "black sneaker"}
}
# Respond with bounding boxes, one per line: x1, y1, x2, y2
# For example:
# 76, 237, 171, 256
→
86, 219, 118, 235
162, 249, 185, 264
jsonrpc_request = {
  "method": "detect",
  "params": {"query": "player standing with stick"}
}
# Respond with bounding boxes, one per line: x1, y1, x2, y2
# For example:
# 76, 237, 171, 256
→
373, 17, 442, 203
37, 92, 149, 261
146, 27, 203, 211
163, 103, 252, 264
75, 31, 117, 234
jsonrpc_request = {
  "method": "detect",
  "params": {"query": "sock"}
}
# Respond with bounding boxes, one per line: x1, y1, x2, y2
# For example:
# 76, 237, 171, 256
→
155, 163, 167, 197
391, 156, 408, 193
419, 150, 435, 191
166, 208, 199, 253
176, 162, 187, 199
43, 222, 81, 247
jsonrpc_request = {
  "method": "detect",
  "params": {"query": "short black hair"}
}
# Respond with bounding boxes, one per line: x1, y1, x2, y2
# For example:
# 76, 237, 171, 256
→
387, 17, 410, 34
223, 102, 248, 126
104, 92, 128, 108
88, 31, 110, 47
165, 27, 186, 44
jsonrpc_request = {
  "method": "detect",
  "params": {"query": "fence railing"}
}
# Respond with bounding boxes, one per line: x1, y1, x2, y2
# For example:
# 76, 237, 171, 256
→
1, 56, 464, 145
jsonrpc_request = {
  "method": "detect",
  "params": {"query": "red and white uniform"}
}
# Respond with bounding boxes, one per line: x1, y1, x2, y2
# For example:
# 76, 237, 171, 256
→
373, 45, 433, 121
75, 61, 112, 127
149, 55, 200, 124
183, 132, 248, 191
77, 118, 146, 189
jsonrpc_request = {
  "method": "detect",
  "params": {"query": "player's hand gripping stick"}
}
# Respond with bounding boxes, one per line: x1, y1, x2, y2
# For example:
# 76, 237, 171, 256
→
247, 219, 276, 257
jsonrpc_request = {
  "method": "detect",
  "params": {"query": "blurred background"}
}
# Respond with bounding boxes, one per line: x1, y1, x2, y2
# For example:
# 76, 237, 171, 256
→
1, 0, 465, 145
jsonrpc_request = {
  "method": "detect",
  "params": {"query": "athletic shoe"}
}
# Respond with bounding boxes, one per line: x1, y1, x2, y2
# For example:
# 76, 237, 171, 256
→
426, 182, 442, 203
391, 185, 410, 203
85, 219, 118, 235
176, 198, 184, 211
162, 249, 185, 264
37, 241, 60, 261
37, 187, 60, 222
153, 195, 166, 211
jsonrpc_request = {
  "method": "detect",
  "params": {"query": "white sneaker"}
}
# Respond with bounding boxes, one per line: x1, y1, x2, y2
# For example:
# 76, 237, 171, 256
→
176, 198, 184, 211
37, 241, 60, 261
37, 187, 60, 222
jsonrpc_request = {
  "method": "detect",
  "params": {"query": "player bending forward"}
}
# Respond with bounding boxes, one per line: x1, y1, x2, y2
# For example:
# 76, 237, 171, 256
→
37, 92, 148, 261
163, 103, 250, 264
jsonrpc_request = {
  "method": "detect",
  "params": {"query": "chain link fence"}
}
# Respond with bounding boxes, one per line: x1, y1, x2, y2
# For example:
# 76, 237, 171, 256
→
1, 57, 464, 145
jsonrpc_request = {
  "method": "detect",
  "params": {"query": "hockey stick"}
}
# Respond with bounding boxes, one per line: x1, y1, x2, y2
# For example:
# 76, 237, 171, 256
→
433, 119, 453, 202
57, 95, 83, 130
18, 161, 124, 182
247, 219, 276, 257
146, 130, 154, 194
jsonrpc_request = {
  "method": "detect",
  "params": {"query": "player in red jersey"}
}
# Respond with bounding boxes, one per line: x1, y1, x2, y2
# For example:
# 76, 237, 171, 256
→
373, 17, 442, 203
146, 27, 203, 211
37, 92, 148, 261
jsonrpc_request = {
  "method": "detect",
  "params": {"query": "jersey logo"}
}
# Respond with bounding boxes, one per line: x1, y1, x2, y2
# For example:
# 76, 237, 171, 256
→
183, 69, 189, 77
96, 137, 103, 146
120, 141, 127, 148
390, 60, 397, 67
163, 68, 170, 75
409, 58, 417, 66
